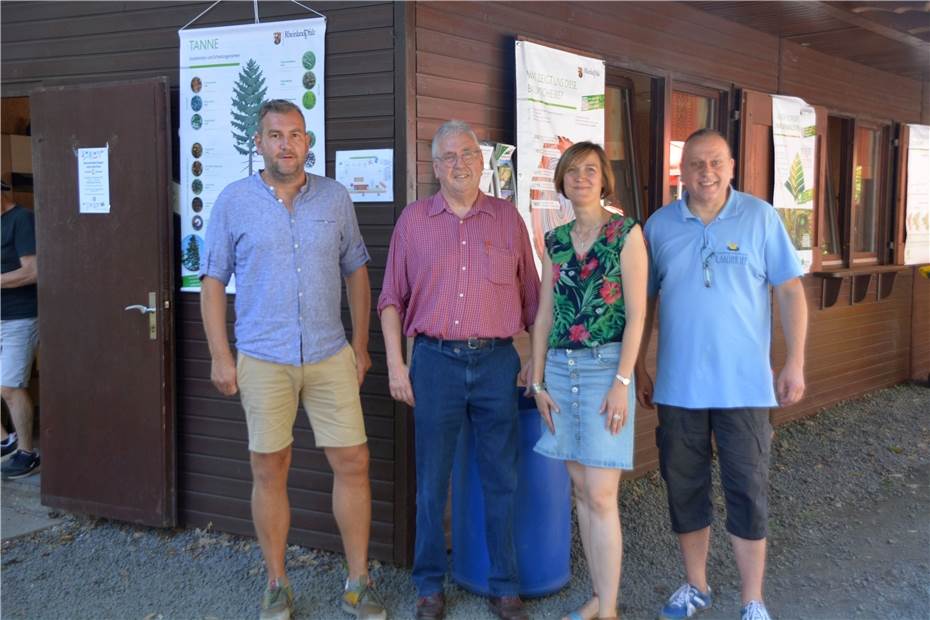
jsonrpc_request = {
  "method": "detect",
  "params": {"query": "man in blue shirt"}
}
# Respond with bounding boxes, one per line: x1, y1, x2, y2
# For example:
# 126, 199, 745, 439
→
200, 100, 386, 620
637, 129, 808, 620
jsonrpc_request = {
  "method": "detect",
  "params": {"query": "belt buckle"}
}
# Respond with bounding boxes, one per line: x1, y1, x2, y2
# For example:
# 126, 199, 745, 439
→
466, 337, 481, 349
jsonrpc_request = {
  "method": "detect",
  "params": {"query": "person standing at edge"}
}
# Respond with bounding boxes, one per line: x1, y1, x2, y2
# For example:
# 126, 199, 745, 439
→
378, 120, 540, 620
636, 129, 808, 620
200, 99, 387, 620
529, 142, 648, 620
1, 182, 41, 480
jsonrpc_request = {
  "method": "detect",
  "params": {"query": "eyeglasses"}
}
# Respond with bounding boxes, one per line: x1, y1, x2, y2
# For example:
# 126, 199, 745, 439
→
436, 150, 480, 167
701, 240, 716, 288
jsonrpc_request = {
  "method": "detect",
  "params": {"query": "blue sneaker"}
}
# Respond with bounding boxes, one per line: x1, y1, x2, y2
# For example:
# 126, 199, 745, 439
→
740, 601, 771, 620
658, 583, 712, 620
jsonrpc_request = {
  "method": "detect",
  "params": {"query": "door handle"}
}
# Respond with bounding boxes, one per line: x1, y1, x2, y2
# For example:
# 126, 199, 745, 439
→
125, 292, 158, 340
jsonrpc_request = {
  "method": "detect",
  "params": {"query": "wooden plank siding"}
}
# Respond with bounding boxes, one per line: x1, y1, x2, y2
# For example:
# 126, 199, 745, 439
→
779, 40, 924, 123
0, 0, 408, 563
911, 271, 930, 383
412, 1, 928, 477
3, 0, 928, 566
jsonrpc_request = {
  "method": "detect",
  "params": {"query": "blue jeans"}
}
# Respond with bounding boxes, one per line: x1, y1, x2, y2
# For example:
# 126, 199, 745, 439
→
410, 336, 521, 597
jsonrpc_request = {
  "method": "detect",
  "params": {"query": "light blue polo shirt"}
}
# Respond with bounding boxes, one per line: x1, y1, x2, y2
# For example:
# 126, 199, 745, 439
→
200, 172, 370, 366
644, 188, 803, 408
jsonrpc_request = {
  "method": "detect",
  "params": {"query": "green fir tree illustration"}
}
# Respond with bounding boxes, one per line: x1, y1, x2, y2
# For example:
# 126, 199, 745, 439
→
784, 153, 806, 203
183, 236, 200, 272
230, 59, 268, 174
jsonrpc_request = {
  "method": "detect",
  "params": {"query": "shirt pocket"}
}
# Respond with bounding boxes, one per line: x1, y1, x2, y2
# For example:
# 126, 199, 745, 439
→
303, 218, 339, 255
482, 245, 516, 285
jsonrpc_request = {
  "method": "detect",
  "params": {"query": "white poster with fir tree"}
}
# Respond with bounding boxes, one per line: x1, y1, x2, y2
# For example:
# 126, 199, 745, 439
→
178, 16, 326, 291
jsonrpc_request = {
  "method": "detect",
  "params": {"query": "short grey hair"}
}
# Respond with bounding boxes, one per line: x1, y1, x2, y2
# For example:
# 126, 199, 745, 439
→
257, 99, 305, 132
431, 120, 480, 159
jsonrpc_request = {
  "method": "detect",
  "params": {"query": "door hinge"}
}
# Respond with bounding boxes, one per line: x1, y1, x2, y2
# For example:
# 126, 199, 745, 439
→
893, 138, 900, 147
732, 110, 741, 121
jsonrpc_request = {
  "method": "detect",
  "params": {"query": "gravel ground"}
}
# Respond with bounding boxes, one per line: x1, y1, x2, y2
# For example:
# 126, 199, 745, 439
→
2, 384, 928, 620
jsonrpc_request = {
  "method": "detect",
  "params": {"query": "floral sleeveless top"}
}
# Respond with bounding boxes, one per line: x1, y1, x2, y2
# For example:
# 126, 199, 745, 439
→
545, 214, 637, 349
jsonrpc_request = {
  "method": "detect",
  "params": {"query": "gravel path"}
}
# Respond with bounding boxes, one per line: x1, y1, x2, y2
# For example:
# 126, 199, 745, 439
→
2, 384, 928, 620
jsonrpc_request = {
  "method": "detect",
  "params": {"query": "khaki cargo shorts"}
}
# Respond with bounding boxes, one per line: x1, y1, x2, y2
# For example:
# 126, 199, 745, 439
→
237, 345, 367, 453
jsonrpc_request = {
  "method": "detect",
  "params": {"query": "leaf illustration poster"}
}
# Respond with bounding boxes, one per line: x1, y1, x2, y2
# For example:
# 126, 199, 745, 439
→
178, 17, 326, 291
772, 95, 816, 273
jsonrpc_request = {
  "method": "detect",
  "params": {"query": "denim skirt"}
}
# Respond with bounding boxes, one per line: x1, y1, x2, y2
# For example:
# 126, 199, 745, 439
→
533, 342, 636, 470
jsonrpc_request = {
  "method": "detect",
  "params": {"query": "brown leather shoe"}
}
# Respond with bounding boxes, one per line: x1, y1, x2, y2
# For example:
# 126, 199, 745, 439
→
488, 595, 529, 620
415, 592, 446, 620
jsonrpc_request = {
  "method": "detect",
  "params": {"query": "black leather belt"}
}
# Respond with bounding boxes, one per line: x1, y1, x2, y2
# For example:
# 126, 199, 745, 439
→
417, 335, 513, 350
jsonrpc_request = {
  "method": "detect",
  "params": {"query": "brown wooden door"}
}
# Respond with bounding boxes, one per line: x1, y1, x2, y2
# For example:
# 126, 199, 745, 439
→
31, 78, 176, 526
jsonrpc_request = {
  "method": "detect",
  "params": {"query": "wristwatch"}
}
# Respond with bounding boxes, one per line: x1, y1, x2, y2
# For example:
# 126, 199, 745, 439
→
530, 382, 547, 395
615, 373, 631, 386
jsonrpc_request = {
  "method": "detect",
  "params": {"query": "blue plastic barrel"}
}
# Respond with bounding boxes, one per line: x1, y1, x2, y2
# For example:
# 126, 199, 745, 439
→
451, 391, 571, 597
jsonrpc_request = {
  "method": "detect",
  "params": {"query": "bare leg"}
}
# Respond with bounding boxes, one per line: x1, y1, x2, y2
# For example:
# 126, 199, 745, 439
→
565, 462, 600, 620
1, 387, 34, 452
580, 465, 623, 619
251, 447, 292, 584
326, 443, 372, 581
731, 534, 766, 605
678, 527, 710, 592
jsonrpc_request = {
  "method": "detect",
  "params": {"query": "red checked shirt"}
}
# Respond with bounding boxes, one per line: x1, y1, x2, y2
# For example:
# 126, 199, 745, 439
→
378, 192, 540, 339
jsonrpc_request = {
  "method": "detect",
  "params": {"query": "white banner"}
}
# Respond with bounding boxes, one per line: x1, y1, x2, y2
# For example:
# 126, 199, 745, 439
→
515, 41, 605, 267
904, 124, 930, 265
772, 95, 816, 273
178, 17, 326, 291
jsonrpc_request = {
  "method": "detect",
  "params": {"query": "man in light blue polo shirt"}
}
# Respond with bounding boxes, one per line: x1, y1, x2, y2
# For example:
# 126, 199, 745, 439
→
200, 100, 387, 620
636, 129, 807, 620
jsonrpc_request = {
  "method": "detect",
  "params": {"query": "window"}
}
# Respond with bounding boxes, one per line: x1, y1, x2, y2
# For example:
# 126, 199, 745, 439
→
822, 116, 852, 264
851, 123, 886, 260
604, 70, 657, 221
821, 116, 890, 266
668, 85, 725, 202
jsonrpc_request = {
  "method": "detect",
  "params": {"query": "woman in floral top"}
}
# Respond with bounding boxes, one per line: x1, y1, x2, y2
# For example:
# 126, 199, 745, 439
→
529, 142, 647, 620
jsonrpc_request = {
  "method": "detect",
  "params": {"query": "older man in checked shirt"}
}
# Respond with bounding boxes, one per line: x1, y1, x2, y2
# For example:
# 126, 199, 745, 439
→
379, 120, 540, 620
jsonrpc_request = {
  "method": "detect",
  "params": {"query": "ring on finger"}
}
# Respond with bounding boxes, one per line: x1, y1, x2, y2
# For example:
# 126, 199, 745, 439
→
611, 414, 622, 421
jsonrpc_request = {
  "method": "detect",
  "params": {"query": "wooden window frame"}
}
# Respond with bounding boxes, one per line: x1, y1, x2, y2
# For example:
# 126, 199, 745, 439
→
848, 120, 891, 266
670, 81, 729, 135
820, 115, 854, 268
605, 67, 665, 218
666, 82, 729, 208
818, 115, 894, 269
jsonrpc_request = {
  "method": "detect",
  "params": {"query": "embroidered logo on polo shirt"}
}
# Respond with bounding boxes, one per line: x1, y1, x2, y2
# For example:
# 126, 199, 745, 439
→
715, 252, 748, 266
727, 242, 740, 251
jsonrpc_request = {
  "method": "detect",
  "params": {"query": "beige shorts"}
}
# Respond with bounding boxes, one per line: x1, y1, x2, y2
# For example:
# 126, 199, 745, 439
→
237, 345, 367, 453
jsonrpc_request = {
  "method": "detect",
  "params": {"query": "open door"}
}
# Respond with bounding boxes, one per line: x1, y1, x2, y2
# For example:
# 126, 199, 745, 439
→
31, 78, 176, 526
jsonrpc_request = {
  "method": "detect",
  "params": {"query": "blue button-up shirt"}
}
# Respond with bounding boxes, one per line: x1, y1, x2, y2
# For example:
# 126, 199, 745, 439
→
201, 172, 370, 366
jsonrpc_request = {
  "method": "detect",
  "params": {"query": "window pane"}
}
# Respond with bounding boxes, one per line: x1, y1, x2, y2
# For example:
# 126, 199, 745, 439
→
669, 91, 717, 202
823, 116, 847, 258
852, 126, 882, 254
605, 84, 643, 220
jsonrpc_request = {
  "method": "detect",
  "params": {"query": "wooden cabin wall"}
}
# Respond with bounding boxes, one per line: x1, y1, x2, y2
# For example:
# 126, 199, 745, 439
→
779, 41, 924, 123
412, 0, 927, 476
414, 0, 780, 201
772, 276, 915, 426
1, 0, 409, 563
912, 271, 930, 384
